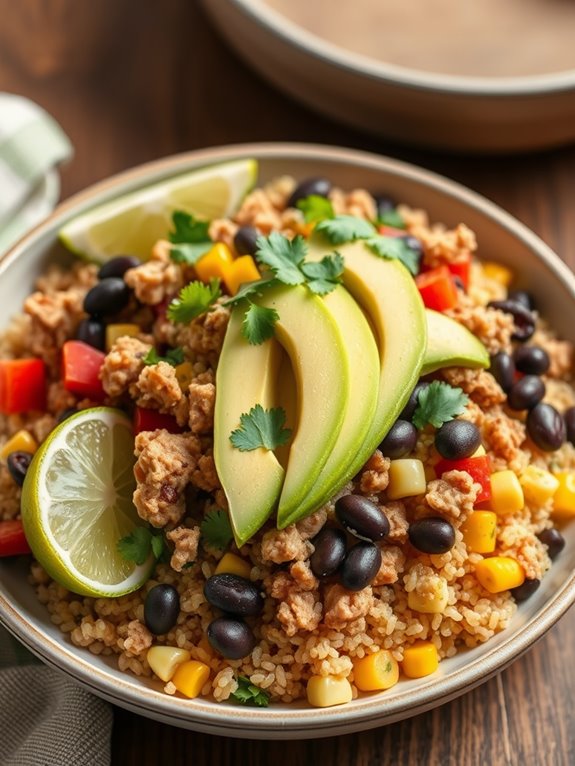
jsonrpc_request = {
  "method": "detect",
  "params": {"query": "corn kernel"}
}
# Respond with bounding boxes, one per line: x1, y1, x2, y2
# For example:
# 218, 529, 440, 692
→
475, 556, 524, 593
105, 323, 140, 352
195, 243, 234, 284
0, 429, 38, 459
481, 261, 514, 287
215, 552, 252, 579
472, 445, 486, 457
225, 256, 261, 296
306, 676, 353, 708
174, 361, 194, 392
489, 470, 524, 515
402, 642, 439, 679
520, 466, 559, 507
387, 459, 427, 500
147, 646, 191, 682
461, 511, 497, 553
353, 650, 399, 692
407, 577, 449, 614
552, 472, 575, 517
171, 660, 211, 699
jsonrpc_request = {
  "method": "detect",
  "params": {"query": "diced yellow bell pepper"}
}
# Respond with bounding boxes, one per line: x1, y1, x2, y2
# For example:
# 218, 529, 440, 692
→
0, 429, 38, 459
195, 243, 234, 284
520, 466, 559, 507
402, 642, 439, 679
387, 459, 427, 500
407, 577, 449, 614
171, 659, 211, 699
481, 261, 514, 287
489, 470, 524, 515
475, 556, 524, 593
552, 472, 575, 517
306, 676, 353, 707
225, 256, 261, 296
461, 511, 497, 553
215, 552, 252, 579
147, 646, 191, 682
353, 650, 399, 692
174, 361, 194, 392
105, 323, 140, 352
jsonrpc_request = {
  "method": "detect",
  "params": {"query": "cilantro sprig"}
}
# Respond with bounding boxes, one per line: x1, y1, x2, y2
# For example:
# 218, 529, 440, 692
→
241, 303, 279, 345
296, 195, 334, 224
143, 346, 185, 367
412, 381, 469, 430
167, 278, 221, 324
230, 676, 270, 707
377, 208, 405, 230
169, 211, 212, 265
200, 509, 234, 550
117, 527, 168, 565
230, 404, 292, 452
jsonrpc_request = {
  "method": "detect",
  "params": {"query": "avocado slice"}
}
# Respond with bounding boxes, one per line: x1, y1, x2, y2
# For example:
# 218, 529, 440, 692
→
421, 309, 490, 375
214, 308, 285, 547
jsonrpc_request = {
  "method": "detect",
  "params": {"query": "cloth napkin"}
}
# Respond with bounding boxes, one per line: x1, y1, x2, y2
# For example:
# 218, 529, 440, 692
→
0, 94, 113, 766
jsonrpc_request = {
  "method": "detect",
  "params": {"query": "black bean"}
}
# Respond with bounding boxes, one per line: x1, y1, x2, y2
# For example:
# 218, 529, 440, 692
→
340, 542, 382, 591
452, 276, 466, 292
7, 451, 33, 487
527, 403, 566, 451
57, 408, 77, 424
310, 527, 347, 578
508, 289, 536, 312
379, 420, 418, 458
401, 235, 423, 255
207, 616, 255, 659
203, 573, 263, 617
564, 407, 575, 446
97, 255, 141, 280
84, 277, 131, 317
373, 194, 397, 216
408, 517, 456, 554
287, 177, 332, 208
507, 376, 546, 411
513, 346, 550, 376
335, 495, 390, 542
400, 381, 430, 422
144, 584, 180, 635
434, 420, 481, 460
489, 352, 515, 393
487, 300, 535, 342
537, 528, 565, 560
233, 225, 260, 257
510, 578, 540, 602
75, 318, 106, 351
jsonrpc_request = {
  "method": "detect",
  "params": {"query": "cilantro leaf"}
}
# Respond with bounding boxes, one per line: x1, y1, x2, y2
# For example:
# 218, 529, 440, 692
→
315, 215, 376, 245
167, 278, 221, 324
300, 252, 344, 295
365, 236, 420, 276
230, 404, 292, 452
143, 346, 185, 367
150, 534, 167, 560
169, 211, 212, 265
377, 208, 405, 229
241, 303, 279, 345
200, 509, 233, 550
296, 195, 334, 223
170, 242, 212, 265
255, 232, 307, 285
230, 676, 270, 707
117, 527, 166, 565
223, 277, 278, 307
412, 381, 469, 430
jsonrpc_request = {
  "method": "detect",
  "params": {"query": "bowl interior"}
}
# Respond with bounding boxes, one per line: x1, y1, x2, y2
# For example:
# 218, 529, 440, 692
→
1, 144, 575, 737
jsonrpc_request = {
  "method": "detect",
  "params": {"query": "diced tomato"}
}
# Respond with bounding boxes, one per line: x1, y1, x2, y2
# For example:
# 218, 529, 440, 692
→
415, 266, 458, 312
62, 340, 106, 400
0, 358, 46, 414
0, 520, 31, 557
434, 454, 492, 503
133, 407, 184, 434
378, 224, 406, 238
447, 253, 471, 291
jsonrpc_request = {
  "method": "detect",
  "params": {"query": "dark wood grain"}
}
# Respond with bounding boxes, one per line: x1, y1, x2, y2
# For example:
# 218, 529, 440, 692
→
2, 2, 575, 764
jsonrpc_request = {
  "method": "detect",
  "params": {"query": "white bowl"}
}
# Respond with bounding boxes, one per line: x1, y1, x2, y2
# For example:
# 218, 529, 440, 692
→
201, 0, 575, 153
1, 143, 575, 738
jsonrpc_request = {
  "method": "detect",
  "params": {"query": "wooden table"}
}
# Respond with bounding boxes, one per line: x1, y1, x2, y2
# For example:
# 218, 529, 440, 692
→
2, 2, 575, 764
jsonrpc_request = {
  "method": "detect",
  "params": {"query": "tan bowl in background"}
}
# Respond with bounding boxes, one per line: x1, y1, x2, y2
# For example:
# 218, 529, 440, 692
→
1, 143, 575, 737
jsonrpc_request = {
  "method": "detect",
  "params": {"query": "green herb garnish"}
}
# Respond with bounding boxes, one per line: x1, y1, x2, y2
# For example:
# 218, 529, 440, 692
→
296, 195, 334, 224
412, 381, 469, 430
230, 676, 270, 707
365, 236, 419, 276
169, 211, 212, 265
167, 278, 221, 324
117, 527, 168, 565
230, 404, 292, 452
241, 303, 279, 345
200, 509, 234, 550
143, 346, 185, 367
377, 208, 405, 229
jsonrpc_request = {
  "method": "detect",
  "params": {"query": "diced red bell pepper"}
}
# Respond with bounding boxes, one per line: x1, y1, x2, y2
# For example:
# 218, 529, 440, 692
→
415, 266, 459, 312
0, 358, 46, 414
0, 520, 32, 557
62, 340, 106, 400
378, 224, 406, 238
434, 454, 492, 503
446, 253, 471, 291
133, 407, 184, 434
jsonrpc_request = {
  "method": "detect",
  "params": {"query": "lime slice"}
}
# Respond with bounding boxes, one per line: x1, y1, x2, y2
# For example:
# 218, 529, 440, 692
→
21, 407, 153, 597
59, 158, 258, 262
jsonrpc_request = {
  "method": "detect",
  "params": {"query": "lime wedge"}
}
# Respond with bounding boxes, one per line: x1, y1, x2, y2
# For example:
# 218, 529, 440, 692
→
21, 407, 153, 597
59, 158, 258, 262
